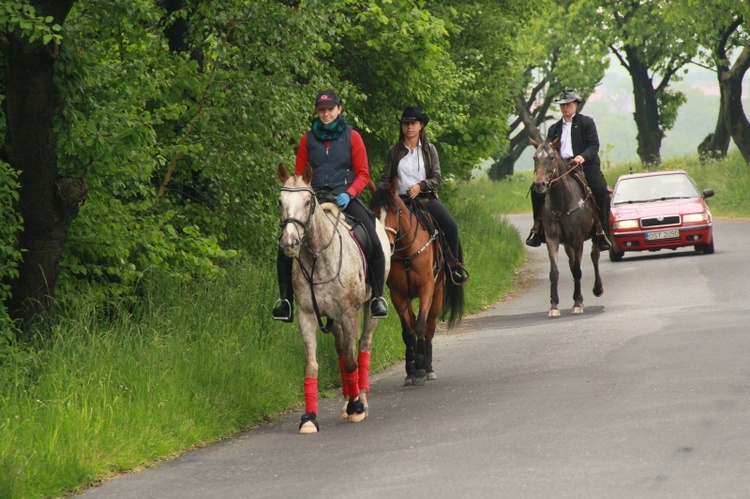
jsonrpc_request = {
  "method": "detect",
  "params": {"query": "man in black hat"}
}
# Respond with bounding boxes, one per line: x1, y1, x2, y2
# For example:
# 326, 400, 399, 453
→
526, 90, 611, 251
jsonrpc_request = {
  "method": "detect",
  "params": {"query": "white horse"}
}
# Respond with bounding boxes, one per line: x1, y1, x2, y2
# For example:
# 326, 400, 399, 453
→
277, 163, 391, 433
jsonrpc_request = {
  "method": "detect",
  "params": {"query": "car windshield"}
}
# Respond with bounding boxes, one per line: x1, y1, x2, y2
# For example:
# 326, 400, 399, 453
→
613, 173, 700, 205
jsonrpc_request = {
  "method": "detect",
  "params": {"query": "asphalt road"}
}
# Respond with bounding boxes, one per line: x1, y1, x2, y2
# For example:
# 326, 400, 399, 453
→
82, 215, 750, 498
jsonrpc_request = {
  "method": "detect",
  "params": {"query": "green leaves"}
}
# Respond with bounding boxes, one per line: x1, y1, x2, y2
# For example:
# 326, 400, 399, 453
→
0, 162, 22, 335
0, 2, 62, 46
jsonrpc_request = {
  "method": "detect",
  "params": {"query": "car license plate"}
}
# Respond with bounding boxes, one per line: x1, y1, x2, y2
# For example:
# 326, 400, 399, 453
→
646, 229, 679, 241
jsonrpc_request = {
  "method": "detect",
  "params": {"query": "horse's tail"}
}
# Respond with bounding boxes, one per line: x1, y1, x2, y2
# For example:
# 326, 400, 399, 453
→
441, 276, 464, 328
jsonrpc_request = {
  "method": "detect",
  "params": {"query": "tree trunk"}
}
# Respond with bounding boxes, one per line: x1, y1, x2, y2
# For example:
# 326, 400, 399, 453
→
3, 0, 84, 325
625, 46, 663, 166
697, 97, 730, 162
720, 42, 750, 164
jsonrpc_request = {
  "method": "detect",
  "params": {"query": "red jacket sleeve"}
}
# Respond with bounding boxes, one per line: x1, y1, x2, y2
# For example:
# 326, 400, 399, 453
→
294, 134, 309, 175
347, 130, 370, 198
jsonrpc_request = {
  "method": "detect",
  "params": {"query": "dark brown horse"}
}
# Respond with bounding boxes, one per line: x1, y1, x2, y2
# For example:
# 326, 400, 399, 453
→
530, 138, 604, 317
369, 179, 464, 386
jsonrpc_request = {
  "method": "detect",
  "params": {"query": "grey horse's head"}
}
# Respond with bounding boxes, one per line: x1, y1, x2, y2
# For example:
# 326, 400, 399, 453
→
531, 138, 562, 195
277, 163, 315, 257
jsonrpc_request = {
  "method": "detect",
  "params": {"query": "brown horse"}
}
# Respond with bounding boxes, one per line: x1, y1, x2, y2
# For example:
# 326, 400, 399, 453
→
530, 138, 604, 317
277, 164, 391, 433
369, 179, 464, 386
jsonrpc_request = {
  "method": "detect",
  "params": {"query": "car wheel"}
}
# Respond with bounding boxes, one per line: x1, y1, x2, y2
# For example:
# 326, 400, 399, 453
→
695, 240, 715, 255
609, 248, 624, 262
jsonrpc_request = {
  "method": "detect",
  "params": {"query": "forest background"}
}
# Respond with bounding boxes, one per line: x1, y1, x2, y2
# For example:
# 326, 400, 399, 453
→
2, 0, 749, 334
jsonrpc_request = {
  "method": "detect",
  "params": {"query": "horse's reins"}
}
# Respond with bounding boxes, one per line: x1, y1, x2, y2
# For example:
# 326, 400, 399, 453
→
279, 186, 344, 333
540, 157, 589, 218
384, 201, 438, 303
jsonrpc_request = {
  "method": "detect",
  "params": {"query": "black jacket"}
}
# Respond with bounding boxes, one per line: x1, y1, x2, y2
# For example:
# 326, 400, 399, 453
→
547, 113, 601, 170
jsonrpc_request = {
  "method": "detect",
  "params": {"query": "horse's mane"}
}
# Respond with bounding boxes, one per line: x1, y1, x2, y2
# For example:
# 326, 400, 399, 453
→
369, 186, 399, 212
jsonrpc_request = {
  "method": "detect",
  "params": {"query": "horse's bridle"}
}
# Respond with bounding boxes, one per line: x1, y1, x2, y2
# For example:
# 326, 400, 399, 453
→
279, 186, 316, 245
278, 185, 343, 333
535, 151, 589, 218
385, 202, 438, 266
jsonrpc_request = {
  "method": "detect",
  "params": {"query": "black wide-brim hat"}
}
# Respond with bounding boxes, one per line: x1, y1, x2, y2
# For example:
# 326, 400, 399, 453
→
398, 106, 429, 126
555, 90, 582, 104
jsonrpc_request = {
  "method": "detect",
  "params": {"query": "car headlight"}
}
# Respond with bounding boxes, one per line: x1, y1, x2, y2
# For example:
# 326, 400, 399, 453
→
683, 212, 708, 223
613, 219, 639, 230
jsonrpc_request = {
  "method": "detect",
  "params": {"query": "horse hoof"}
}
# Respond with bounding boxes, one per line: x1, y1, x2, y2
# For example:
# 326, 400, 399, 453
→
571, 306, 584, 314
549, 309, 561, 318
346, 397, 366, 423
348, 412, 366, 423
414, 377, 426, 386
299, 421, 319, 434
404, 375, 415, 386
299, 413, 319, 434
426, 371, 437, 381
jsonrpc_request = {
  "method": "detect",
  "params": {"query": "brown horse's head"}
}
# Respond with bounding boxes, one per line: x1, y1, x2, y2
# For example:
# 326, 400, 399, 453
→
369, 179, 403, 247
530, 137, 563, 195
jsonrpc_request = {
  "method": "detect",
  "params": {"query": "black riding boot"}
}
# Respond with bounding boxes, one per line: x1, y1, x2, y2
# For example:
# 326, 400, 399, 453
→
272, 249, 294, 322
369, 253, 388, 319
592, 194, 611, 251
526, 189, 546, 247
448, 240, 469, 285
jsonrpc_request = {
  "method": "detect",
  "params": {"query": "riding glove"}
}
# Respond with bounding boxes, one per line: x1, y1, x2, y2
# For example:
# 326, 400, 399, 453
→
336, 192, 351, 209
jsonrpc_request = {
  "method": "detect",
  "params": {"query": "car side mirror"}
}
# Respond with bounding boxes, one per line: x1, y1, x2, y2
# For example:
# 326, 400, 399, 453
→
702, 189, 714, 199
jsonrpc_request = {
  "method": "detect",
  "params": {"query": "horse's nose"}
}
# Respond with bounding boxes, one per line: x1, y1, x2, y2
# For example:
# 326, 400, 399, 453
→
279, 234, 300, 257
531, 180, 546, 193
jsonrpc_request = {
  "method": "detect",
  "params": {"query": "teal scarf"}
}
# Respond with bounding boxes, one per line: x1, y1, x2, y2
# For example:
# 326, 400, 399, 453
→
311, 116, 348, 141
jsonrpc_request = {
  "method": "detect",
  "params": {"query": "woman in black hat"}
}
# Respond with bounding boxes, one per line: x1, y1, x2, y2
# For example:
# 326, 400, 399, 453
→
378, 106, 469, 284
272, 89, 389, 321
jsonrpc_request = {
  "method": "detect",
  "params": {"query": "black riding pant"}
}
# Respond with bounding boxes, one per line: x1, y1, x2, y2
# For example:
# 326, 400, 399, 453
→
343, 198, 384, 263
418, 194, 463, 264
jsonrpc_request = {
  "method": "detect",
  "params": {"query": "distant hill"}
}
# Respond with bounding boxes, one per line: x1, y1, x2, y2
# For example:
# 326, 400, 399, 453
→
509, 60, 749, 172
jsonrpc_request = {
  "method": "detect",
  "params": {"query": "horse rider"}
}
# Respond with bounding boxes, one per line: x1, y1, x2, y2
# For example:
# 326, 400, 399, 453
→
273, 89, 389, 321
379, 106, 469, 285
526, 89, 612, 251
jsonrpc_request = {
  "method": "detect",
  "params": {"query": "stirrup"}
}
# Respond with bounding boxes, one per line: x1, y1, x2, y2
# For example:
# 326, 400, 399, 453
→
595, 232, 611, 251
370, 297, 388, 318
272, 298, 293, 322
526, 228, 543, 247
450, 266, 469, 285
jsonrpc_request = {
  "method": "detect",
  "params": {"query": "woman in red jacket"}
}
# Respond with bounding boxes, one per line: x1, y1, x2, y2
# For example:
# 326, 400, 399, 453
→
273, 89, 388, 321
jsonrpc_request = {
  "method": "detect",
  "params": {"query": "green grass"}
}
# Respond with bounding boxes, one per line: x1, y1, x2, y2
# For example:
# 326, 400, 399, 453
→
0, 189, 525, 498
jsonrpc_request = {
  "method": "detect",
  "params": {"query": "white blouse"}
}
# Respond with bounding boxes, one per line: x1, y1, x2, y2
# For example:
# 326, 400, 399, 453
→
396, 141, 426, 196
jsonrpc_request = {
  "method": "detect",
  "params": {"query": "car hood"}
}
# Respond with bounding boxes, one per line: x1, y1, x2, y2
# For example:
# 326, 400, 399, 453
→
611, 198, 708, 219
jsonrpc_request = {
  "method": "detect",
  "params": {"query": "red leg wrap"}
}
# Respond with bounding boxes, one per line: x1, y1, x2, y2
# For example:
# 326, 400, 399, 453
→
358, 351, 371, 392
338, 357, 350, 398
344, 369, 360, 400
304, 377, 318, 414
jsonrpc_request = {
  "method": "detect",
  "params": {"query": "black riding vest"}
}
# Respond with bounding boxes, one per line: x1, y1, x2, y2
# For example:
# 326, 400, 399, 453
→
306, 125, 354, 194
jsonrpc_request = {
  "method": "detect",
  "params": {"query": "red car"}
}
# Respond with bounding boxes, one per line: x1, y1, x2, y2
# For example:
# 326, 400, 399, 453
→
608, 170, 714, 262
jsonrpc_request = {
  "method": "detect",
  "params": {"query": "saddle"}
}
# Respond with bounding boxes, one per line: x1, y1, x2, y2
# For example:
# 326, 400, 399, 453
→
318, 195, 376, 278
402, 196, 452, 276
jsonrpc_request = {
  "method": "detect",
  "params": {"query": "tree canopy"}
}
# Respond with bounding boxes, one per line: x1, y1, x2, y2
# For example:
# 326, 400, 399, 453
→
0, 0, 530, 333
